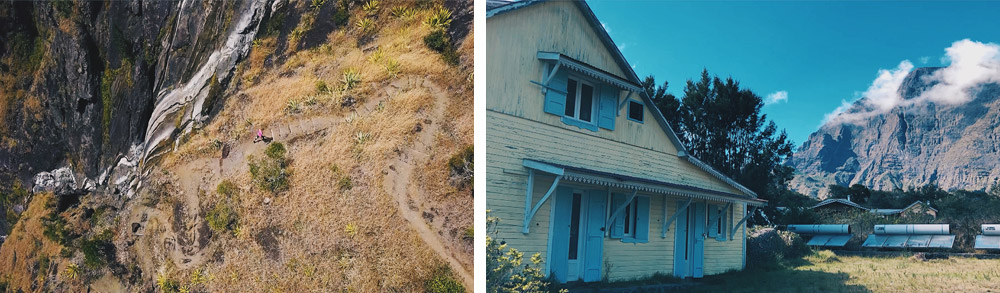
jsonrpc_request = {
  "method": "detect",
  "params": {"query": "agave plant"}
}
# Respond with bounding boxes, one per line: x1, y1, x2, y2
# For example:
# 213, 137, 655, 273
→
384, 58, 401, 78
64, 263, 80, 280
368, 47, 385, 64
423, 6, 452, 30
354, 131, 372, 145
390, 6, 415, 19
355, 17, 376, 35
362, 0, 379, 17
341, 68, 361, 91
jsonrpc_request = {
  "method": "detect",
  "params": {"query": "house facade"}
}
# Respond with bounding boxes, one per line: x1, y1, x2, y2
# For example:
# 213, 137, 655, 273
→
486, 0, 766, 283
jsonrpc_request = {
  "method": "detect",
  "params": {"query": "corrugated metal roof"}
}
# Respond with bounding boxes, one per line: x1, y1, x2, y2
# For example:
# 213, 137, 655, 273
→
812, 198, 867, 210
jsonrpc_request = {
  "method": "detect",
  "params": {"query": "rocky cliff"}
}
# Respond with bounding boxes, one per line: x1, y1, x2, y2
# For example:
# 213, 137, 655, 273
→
0, 0, 272, 197
790, 67, 1000, 198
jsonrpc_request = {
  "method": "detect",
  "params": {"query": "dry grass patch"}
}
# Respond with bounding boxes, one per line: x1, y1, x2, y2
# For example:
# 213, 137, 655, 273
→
0, 193, 64, 291
694, 251, 1000, 292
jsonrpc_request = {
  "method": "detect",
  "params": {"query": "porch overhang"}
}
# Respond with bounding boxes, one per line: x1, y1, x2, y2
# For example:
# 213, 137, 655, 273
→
524, 159, 766, 206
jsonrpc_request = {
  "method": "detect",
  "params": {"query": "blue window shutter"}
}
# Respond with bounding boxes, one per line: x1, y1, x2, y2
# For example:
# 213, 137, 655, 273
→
598, 85, 618, 130
707, 204, 718, 238
610, 193, 625, 239
543, 69, 569, 115
635, 196, 649, 243
716, 206, 728, 241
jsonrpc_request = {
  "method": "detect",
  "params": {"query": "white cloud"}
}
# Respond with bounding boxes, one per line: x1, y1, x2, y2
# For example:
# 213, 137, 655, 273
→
601, 21, 611, 33
765, 91, 788, 105
919, 56, 930, 64
918, 39, 1000, 105
822, 39, 1000, 126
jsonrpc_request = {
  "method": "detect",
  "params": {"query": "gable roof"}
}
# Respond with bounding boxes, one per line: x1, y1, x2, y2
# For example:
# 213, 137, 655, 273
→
813, 198, 868, 210
488, 0, 758, 198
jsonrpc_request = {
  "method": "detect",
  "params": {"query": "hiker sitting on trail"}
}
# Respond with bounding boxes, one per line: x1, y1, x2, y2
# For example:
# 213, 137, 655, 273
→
253, 128, 272, 143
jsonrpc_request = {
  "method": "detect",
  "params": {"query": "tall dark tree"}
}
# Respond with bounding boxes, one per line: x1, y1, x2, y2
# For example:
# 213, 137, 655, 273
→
648, 69, 795, 225
641, 75, 680, 130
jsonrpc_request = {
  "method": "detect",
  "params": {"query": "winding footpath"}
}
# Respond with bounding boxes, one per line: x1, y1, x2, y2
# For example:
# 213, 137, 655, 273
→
383, 79, 473, 289
130, 77, 471, 289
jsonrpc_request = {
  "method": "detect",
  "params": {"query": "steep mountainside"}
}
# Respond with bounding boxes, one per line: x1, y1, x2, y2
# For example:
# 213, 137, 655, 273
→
790, 67, 1000, 198
0, 0, 472, 291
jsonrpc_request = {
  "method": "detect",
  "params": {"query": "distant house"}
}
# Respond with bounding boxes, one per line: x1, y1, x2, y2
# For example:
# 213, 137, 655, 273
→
486, 0, 765, 283
812, 199, 868, 215
812, 199, 937, 219
871, 201, 937, 219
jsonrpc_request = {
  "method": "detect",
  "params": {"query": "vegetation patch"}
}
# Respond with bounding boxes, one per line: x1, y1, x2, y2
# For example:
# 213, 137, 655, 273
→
447, 145, 473, 189
1, 180, 30, 235
249, 142, 290, 193
100, 59, 134, 146
425, 265, 464, 293
486, 211, 555, 292
79, 229, 114, 269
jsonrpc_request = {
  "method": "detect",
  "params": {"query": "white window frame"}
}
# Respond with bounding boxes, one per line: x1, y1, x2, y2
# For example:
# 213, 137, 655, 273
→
564, 76, 598, 123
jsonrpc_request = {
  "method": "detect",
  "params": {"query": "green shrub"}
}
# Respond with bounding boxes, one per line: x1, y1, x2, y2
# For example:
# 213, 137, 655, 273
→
423, 29, 458, 65
486, 211, 553, 292
80, 229, 114, 269
158, 274, 181, 293
250, 143, 290, 193
1, 181, 30, 235
217, 180, 238, 197
337, 176, 352, 191
265, 142, 287, 160
423, 29, 449, 53
310, 0, 326, 10
42, 212, 70, 245
206, 201, 237, 234
332, 5, 350, 27
447, 145, 473, 188
425, 266, 464, 293
746, 226, 810, 271
315, 80, 331, 94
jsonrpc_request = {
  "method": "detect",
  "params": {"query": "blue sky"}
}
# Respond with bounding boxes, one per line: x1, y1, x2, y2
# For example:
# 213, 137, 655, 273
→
588, 1, 1000, 148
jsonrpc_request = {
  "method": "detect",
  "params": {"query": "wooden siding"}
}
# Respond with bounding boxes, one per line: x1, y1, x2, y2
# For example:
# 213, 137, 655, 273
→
487, 111, 741, 194
486, 1, 679, 156
702, 202, 746, 275
486, 111, 747, 280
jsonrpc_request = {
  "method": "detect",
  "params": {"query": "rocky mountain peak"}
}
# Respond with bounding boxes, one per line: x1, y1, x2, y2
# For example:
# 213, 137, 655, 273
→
790, 66, 1000, 198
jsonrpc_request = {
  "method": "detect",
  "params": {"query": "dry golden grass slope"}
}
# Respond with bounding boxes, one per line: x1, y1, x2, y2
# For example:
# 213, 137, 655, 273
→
693, 250, 1000, 292
0, 1, 472, 292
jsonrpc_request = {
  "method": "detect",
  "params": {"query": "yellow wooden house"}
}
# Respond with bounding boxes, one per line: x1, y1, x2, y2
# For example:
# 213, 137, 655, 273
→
486, 0, 767, 283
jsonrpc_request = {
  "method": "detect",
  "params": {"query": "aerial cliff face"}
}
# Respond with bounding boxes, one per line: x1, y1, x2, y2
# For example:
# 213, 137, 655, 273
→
790, 67, 1000, 198
0, 0, 270, 195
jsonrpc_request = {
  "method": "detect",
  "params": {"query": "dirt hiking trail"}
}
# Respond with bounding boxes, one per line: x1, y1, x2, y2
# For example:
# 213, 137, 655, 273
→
126, 77, 471, 289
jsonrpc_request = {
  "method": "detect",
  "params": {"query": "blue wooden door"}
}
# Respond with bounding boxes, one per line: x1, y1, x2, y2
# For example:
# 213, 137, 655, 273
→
672, 201, 689, 278
582, 190, 606, 282
692, 202, 706, 278
550, 187, 573, 283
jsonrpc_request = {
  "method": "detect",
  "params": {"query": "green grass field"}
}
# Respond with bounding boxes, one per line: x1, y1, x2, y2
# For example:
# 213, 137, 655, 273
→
691, 250, 1000, 292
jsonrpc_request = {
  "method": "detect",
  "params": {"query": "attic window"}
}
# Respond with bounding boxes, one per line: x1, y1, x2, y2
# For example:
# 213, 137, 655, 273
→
627, 100, 643, 123
564, 77, 596, 123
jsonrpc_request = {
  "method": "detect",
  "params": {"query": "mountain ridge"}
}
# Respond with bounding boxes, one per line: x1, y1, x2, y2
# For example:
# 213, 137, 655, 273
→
790, 66, 1000, 198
